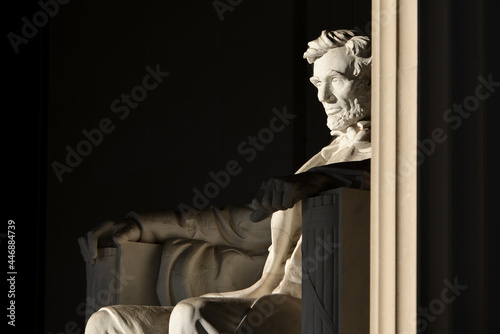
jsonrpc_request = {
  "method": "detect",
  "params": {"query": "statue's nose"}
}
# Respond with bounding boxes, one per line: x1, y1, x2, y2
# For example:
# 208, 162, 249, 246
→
318, 84, 336, 103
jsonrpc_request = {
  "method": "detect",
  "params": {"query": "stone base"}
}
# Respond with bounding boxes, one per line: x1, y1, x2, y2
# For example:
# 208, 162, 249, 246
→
302, 187, 370, 334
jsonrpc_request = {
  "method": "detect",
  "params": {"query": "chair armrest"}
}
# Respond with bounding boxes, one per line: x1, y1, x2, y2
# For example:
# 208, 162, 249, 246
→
83, 242, 163, 322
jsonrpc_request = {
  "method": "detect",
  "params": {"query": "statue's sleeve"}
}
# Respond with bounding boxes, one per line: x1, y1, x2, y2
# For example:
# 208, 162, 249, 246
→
305, 158, 371, 190
124, 204, 272, 252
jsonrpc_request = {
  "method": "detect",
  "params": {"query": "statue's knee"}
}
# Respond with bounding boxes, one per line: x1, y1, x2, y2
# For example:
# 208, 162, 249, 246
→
85, 309, 116, 334
171, 299, 198, 322
169, 298, 206, 332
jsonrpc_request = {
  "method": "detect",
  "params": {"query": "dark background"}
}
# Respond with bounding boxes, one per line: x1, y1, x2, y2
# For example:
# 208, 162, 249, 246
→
419, 1, 500, 333
4, 0, 500, 333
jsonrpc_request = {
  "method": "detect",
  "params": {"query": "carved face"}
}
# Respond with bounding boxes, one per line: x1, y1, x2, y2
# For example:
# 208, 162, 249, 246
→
310, 46, 370, 134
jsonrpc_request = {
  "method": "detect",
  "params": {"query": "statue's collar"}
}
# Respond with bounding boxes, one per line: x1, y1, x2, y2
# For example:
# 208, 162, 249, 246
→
330, 120, 371, 140
319, 120, 372, 163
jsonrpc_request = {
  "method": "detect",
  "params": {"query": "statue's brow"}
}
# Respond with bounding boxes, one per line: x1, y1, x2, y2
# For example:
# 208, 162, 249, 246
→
312, 70, 347, 80
327, 70, 347, 77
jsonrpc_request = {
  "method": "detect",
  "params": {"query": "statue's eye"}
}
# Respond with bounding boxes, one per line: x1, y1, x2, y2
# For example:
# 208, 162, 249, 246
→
332, 78, 342, 84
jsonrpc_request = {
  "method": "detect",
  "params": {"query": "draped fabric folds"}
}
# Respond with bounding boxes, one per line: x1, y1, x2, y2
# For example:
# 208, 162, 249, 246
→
85, 122, 371, 334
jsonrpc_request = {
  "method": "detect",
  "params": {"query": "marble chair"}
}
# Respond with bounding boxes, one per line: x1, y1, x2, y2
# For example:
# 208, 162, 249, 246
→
81, 187, 370, 334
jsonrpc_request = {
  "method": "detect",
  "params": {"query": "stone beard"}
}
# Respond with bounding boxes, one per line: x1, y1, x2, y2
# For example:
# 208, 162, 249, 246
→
326, 94, 370, 136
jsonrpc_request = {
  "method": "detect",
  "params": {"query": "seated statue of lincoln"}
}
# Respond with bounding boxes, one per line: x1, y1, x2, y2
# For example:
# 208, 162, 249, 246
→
79, 28, 372, 333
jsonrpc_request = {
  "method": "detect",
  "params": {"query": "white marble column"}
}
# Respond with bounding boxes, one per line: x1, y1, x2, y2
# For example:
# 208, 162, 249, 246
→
370, 0, 418, 333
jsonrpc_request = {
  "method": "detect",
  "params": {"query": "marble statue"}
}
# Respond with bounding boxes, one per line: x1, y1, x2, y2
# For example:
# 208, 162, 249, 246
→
79, 29, 372, 333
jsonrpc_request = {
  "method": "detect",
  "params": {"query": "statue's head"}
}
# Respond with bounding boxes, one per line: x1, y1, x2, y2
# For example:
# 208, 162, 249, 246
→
304, 30, 371, 135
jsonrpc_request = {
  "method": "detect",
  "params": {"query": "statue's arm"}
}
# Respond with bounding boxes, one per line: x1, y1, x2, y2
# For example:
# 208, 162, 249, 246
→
249, 159, 371, 222
128, 204, 271, 248
304, 158, 371, 191
79, 204, 271, 265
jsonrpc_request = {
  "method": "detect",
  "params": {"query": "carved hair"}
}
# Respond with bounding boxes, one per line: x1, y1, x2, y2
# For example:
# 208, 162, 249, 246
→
303, 29, 371, 79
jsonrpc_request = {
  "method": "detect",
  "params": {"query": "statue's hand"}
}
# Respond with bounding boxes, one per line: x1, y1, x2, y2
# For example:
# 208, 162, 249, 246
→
249, 171, 338, 222
78, 219, 141, 265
